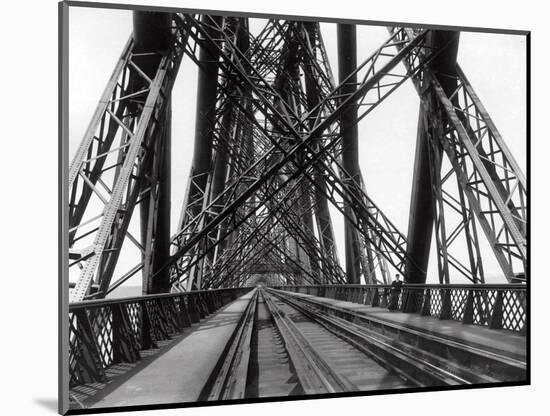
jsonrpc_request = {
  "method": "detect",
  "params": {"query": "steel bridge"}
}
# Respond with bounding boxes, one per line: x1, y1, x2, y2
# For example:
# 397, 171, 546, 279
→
66, 10, 527, 411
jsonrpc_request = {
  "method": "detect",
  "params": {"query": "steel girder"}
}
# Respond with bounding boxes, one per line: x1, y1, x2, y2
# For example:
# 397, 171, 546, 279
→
68, 17, 188, 301
198, 180, 336, 287
166, 17, 436, 290
297, 22, 388, 285
394, 27, 527, 283
274, 21, 388, 285
201, 171, 335, 288
69, 14, 526, 297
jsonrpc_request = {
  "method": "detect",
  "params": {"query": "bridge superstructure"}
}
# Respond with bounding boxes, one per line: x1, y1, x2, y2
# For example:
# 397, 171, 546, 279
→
65, 8, 527, 412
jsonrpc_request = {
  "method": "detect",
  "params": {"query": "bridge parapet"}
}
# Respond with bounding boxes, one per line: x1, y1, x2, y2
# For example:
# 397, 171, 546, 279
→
275, 284, 526, 333
68, 287, 252, 388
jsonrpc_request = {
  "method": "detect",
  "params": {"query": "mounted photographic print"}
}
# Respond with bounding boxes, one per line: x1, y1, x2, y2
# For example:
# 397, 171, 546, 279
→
59, 0, 529, 414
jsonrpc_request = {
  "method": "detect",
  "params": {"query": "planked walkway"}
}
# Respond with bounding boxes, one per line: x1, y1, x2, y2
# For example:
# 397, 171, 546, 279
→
86, 289, 257, 409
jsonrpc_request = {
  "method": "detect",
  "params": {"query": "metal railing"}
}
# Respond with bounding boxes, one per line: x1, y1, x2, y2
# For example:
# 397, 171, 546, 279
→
68, 288, 252, 387
275, 284, 526, 333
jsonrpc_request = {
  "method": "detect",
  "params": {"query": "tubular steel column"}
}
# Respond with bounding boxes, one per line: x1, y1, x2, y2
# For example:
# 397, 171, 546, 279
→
190, 15, 222, 209
403, 30, 461, 314
133, 11, 173, 294
183, 15, 223, 290
404, 31, 459, 286
302, 22, 340, 284
337, 23, 362, 284
404, 108, 435, 284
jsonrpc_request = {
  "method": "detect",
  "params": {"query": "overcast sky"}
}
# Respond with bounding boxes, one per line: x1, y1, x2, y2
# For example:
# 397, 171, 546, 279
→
68, 6, 526, 288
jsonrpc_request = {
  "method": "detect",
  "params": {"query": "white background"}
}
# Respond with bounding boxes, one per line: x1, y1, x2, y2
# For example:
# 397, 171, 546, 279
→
0, 0, 546, 415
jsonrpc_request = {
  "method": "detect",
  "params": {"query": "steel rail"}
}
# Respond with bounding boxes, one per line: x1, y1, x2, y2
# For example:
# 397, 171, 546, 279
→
261, 289, 357, 394
267, 288, 524, 385
272, 286, 526, 362
203, 290, 259, 400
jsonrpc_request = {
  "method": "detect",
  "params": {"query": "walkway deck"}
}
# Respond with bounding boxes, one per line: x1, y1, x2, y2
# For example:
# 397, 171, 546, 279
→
282, 290, 526, 360
86, 289, 257, 409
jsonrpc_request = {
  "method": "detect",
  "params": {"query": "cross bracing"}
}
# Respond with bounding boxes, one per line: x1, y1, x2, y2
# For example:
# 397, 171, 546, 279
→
68, 12, 527, 302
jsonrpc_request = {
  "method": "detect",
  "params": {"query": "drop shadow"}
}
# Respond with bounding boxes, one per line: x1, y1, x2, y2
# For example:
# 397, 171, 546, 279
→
33, 398, 58, 413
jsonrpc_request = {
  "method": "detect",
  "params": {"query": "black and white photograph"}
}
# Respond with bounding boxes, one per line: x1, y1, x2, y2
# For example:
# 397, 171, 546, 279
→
56, 0, 531, 414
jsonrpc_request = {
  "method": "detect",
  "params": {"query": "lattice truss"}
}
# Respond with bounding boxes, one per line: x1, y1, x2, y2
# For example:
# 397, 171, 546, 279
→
68, 14, 527, 301
391, 28, 526, 283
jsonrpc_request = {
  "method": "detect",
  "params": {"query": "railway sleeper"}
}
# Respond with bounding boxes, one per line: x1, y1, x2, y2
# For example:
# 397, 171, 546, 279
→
262, 291, 359, 395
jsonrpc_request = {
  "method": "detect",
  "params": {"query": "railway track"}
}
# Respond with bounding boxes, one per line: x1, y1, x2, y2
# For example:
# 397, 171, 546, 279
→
201, 287, 413, 400
272, 288, 526, 384
245, 291, 303, 398
201, 286, 525, 400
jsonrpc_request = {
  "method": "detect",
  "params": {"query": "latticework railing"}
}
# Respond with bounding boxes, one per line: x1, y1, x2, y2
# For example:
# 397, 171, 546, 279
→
68, 288, 251, 387
276, 284, 526, 333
